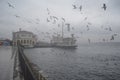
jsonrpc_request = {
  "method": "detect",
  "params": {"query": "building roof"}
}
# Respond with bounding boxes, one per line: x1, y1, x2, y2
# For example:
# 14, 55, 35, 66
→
14, 30, 34, 34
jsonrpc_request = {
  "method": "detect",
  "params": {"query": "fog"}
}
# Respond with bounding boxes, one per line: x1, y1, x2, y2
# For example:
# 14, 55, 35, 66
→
0, 0, 120, 43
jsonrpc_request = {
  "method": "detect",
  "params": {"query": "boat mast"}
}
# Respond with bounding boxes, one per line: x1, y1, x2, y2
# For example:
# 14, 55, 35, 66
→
62, 22, 64, 38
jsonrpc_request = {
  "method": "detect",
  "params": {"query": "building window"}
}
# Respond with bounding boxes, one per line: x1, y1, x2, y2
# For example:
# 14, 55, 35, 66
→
33, 41, 34, 45
30, 40, 32, 44
21, 40, 23, 44
24, 40, 26, 44
21, 34, 25, 37
17, 40, 20, 44
27, 40, 29, 44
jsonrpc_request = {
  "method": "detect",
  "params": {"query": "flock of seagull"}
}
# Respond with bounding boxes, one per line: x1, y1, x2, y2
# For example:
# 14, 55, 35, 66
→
6, 1, 119, 43
46, 8, 72, 33
72, 3, 107, 11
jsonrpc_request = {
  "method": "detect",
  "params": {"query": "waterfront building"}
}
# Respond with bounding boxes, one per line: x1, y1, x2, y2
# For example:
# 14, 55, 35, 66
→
12, 29, 37, 47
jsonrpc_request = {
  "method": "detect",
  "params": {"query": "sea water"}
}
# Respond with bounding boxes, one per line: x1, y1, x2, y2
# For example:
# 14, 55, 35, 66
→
0, 46, 12, 80
24, 42, 120, 80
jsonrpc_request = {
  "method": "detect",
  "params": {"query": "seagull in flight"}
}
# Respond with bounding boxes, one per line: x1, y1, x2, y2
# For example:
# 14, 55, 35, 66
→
53, 16, 58, 20
72, 5, 77, 9
88, 22, 92, 25
79, 5, 82, 11
84, 17, 87, 20
7, 2, 14, 8
47, 18, 50, 22
113, 34, 117, 36
102, 3, 107, 11
61, 17, 65, 22
88, 39, 91, 44
103, 38, 105, 42
110, 35, 114, 40
108, 27, 112, 31
47, 8, 50, 15
14, 15, 20, 18
86, 25, 90, 31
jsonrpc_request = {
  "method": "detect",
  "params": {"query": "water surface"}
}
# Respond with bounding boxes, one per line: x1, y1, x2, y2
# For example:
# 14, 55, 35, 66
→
24, 43, 120, 80
0, 46, 12, 80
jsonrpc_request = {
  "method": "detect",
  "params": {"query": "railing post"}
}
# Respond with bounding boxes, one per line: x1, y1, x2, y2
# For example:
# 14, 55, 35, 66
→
39, 71, 43, 80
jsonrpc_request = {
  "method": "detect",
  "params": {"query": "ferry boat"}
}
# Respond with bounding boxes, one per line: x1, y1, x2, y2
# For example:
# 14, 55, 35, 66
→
51, 21, 77, 48
51, 34, 77, 48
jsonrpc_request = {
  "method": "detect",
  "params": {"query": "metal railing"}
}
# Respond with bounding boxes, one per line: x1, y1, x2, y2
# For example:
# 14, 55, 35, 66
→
17, 43, 47, 80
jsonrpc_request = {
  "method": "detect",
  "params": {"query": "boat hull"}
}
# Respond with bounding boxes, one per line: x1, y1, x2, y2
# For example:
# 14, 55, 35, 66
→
52, 45, 77, 49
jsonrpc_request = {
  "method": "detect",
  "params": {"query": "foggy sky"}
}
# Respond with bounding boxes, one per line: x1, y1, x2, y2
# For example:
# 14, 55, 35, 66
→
0, 0, 120, 43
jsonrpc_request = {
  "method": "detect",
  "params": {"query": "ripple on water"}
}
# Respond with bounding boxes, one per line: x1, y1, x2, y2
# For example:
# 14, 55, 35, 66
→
24, 44, 120, 80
